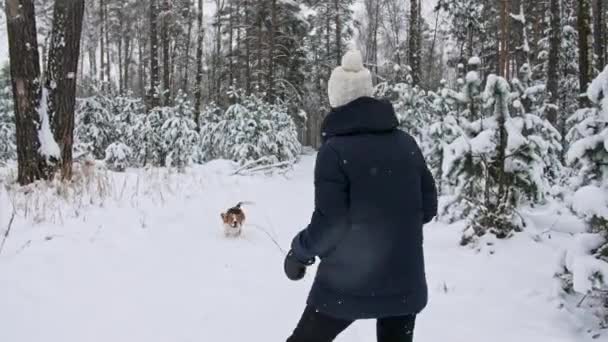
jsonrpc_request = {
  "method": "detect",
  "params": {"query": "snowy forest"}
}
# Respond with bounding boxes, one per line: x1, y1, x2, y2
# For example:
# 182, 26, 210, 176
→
1, 0, 608, 341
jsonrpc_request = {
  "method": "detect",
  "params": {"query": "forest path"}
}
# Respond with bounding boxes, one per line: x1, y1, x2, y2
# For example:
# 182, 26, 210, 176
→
0, 155, 584, 341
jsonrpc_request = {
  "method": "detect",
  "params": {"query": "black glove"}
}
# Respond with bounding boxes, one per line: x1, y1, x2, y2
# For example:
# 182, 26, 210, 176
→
284, 251, 314, 281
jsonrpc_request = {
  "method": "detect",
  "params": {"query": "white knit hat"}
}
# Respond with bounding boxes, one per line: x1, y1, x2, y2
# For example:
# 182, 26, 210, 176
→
327, 50, 374, 108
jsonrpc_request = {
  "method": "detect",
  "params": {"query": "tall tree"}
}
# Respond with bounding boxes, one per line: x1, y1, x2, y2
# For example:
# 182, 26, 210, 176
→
5, 0, 46, 184
6, 0, 85, 184
593, 0, 606, 69
149, 0, 161, 109
194, 0, 205, 119
161, 0, 171, 105
545, 0, 561, 126
99, 0, 106, 91
46, 0, 85, 180
578, 0, 593, 104
499, 0, 511, 77
408, 0, 421, 85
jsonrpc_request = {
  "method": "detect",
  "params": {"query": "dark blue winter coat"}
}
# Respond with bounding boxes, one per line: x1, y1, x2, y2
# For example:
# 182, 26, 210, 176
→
291, 97, 438, 320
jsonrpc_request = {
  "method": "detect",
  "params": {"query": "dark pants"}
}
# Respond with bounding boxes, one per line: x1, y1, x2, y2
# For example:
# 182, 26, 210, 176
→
287, 306, 416, 342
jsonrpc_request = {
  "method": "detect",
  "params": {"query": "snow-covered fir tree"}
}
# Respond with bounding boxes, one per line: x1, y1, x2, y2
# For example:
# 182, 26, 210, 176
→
104, 142, 132, 172
199, 89, 301, 167
161, 94, 199, 171
558, 66, 608, 328
425, 80, 462, 195
374, 65, 431, 143
75, 96, 118, 160
0, 63, 15, 163
441, 71, 562, 244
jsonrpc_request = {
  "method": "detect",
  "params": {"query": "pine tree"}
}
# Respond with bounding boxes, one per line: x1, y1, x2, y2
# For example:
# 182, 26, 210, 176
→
45, 0, 85, 180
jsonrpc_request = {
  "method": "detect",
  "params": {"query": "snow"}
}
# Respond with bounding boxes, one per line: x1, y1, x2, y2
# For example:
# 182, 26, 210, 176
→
509, 13, 525, 24
566, 130, 608, 165
525, 84, 547, 97
562, 233, 608, 295
0, 155, 593, 342
468, 56, 481, 66
588, 65, 608, 120
571, 185, 608, 219
37, 88, 61, 161
465, 71, 480, 84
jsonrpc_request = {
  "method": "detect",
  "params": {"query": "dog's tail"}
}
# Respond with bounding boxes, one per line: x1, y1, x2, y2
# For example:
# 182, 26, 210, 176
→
235, 201, 255, 208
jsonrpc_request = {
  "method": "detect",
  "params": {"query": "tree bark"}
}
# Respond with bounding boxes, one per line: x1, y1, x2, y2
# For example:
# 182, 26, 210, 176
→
182, 2, 193, 93
161, 0, 171, 105
5, 0, 46, 185
104, 1, 110, 91
408, 0, 421, 85
244, 0, 251, 94
99, 0, 105, 91
194, 0, 205, 124
46, 0, 85, 180
578, 0, 593, 104
594, 0, 606, 69
499, 0, 511, 78
266, 0, 277, 100
149, 0, 161, 109
545, 0, 561, 126
334, 0, 342, 65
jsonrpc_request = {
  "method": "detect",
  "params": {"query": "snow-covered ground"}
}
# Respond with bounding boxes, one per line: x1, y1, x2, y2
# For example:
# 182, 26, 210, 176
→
0, 154, 600, 342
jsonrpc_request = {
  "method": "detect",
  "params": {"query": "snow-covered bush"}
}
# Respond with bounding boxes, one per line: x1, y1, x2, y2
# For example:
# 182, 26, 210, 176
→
0, 63, 15, 163
104, 142, 132, 172
200, 90, 301, 167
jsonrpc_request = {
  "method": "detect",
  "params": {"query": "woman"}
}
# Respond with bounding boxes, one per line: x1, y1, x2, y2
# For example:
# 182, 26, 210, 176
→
284, 50, 438, 342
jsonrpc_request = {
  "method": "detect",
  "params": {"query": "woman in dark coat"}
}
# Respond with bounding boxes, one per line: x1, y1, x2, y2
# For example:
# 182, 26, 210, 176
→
284, 50, 438, 342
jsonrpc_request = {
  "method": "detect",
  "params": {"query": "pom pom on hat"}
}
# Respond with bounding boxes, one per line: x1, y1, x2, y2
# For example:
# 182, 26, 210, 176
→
341, 50, 365, 72
328, 50, 374, 108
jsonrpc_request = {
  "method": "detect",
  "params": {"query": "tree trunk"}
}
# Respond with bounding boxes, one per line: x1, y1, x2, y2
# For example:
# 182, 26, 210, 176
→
118, 13, 124, 94
228, 0, 235, 87
99, 0, 105, 91
194, 0, 205, 124
334, 0, 342, 65
256, 0, 264, 90
594, 0, 606, 69
578, 0, 593, 105
124, 34, 132, 93
244, 0, 251, 94
266, 0, 277, 100
46, 0, 85, 180
149, 0, 161, 109
182, 4, 193, 93
215, 0, 223, 99
5, 0, 47, 185
545, 0, 561, 126
499, 0, 511, 78
162, 0, 171, 105
408, 0, 420, 85
104, 1, 110, 91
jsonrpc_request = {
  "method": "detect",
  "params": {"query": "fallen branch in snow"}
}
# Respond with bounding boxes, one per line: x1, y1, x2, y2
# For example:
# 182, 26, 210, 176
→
233, 160, 297, 176
0, 209, 16, 255
577, 294, 588, 308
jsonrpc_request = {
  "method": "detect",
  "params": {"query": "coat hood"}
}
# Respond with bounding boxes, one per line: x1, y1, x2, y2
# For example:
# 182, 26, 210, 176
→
321, 97, 399, 141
